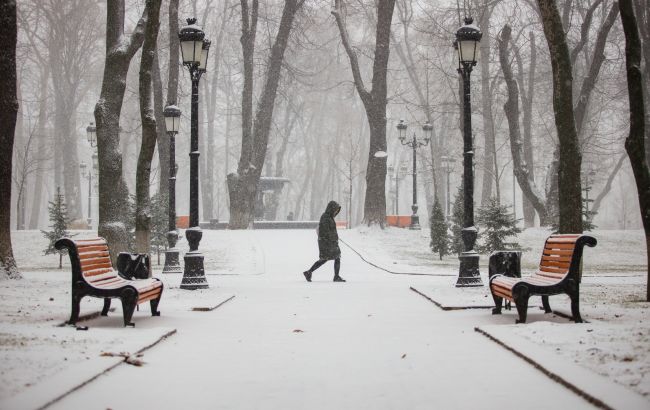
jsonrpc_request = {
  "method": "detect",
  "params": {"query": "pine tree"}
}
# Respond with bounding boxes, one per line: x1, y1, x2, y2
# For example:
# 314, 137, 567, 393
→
149, 191, 168, 265
476, 198, 522, 254
450, 185, 464, 255
41, 187, 71, 268
429, 198, 449, 260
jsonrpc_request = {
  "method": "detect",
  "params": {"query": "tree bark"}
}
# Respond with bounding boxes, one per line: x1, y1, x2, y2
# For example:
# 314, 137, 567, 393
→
28, 65, 50, 230
515, 31, 537, 227
153, 50, 169, 201
135, 0, 162, 254
228, 0, 303, 228
499, 24, 550, 225
332, 0, 396, 226
479, 5, 497, 206
0, 0, 20, 279
537, 0, 583, 234
166, 0, 180, 106
619, 0, 650, 301
95, 0, 148, 263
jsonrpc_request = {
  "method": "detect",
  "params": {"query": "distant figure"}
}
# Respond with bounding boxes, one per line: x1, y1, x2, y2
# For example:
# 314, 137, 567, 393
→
303, 201, 345, 282
287, 211, 294, 221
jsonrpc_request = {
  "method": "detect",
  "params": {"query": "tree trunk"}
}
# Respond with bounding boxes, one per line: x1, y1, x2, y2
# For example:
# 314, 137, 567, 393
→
332, 0, 395, 226
516, 32, 537, 228
95, 0, 148, 263
619, 0, 650, 301
228, 0, 303, 228
0, 0, 20, 279
479, 6, 497, 205
537, 0, 583, 234
153, 50, 168, 201
135, 0, 162, 254
498, 24, 550, 225
28, 65, 50, 230
166, 0, 180, 106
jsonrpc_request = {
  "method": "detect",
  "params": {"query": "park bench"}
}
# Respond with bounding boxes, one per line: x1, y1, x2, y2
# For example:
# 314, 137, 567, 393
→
489, 234, 597, 324
55, 237, 163, 327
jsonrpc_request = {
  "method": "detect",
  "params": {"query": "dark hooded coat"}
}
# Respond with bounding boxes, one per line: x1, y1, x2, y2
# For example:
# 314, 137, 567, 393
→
318, 201, 341, 260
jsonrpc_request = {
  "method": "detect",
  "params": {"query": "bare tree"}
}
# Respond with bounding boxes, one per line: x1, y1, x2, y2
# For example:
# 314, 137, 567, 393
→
0, 0, 20, 279
536, 0, 583, 233
332, 0, 396, 226
135, 0, 163, 253
95, 0, 149, 262
227, 0, 305, 229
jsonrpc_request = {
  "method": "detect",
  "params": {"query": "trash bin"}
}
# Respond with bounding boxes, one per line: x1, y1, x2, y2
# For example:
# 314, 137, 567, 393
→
488, 250, 522, 279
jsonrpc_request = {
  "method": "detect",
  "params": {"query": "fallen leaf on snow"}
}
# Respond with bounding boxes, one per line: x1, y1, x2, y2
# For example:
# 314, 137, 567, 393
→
293, 329, 304, 333
401, 354, 406, 359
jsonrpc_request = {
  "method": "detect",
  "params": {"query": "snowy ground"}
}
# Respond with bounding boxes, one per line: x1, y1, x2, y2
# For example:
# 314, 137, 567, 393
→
0, 227, 648, 409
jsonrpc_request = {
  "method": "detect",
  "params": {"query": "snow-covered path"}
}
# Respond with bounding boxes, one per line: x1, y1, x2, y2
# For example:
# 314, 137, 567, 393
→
50, 230, 594, 409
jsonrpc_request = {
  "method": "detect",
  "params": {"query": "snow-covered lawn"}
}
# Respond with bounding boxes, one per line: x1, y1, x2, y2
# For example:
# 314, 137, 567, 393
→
0, 227, 648, 408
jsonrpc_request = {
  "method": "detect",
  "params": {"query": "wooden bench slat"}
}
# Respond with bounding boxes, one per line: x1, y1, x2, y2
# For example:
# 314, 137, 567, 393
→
80, 258, 112, 268
543, 242, 576, 250
540, 260, 570, 269
541, 254, 572, 263
79, 251, 110, 260
83, 267, 114, 277
77, 245, 109, 254
542, 249, 574, 257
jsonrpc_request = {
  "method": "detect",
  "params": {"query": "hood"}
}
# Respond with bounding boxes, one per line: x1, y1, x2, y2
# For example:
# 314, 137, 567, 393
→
324, 200, 341, 217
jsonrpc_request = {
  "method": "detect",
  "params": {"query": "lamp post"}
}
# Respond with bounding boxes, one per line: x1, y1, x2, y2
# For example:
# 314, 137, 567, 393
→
441, 156, 456, 219
387, 164, 408, 215
79, 161, 93, 227
396, 119, 432, 229
162, 105, 182, 274
86, 122, 97, 148
454, 17, 483, 287
178, 18, 210, 289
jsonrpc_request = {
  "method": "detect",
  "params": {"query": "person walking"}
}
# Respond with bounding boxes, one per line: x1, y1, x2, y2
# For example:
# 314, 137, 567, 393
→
303, 200, 346, 282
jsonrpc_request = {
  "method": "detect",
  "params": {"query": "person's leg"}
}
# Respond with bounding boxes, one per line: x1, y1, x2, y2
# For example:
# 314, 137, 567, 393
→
333, 258, 345, 282
303, 259, 326, 282
308, 259, 326, 273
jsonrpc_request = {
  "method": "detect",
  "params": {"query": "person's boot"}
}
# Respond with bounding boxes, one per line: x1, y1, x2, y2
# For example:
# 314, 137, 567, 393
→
333, 275, 346, 282
303, 271, 312, 282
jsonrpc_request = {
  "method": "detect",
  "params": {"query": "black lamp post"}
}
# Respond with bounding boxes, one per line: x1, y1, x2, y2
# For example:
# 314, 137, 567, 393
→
387, 164, 408, 215
79, 161, 93, 227
162, 105, 182, 274
396, 119, 432, 230
179, 18, 210, 289
454, 17, 483, 287
441, 156, 456, 218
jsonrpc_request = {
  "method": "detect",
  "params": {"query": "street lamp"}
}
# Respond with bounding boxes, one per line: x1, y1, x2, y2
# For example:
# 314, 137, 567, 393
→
79, 161, 93, 227
178, 18, 209, 289
162, 105, 182, 274
396, 119, 432, 229
441, 156, 456, 219
86, 122, 97, 148
454, 17, 482, 287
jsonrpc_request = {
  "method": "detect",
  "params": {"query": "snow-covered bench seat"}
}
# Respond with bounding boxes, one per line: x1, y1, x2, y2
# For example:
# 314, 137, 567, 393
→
55, 237, 163, 327
489, 234, 597, 324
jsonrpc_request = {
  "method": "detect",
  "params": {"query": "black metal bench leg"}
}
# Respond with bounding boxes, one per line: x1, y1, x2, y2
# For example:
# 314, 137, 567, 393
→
542, 295, 552, 313
68, 292, 83, 325
491, 291, 503, 315
101, 298, 111, 316
570, 290, 583, 323
120, 289, 138, 327
150, 296, 161, 316
513, 287, 529, 324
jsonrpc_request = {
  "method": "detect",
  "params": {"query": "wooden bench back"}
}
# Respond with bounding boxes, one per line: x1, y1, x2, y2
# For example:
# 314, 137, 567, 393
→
74, 238, 114, 280
55, 237, 116, 286
535, 234, 597, 283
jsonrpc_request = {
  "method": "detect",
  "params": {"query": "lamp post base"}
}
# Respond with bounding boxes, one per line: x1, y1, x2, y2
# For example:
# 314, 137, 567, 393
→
180, 252, 209, 289
456, 251, 483, 287
409, 214, 421, 230
409, 204, 420, 230
162, 249, 182, 274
